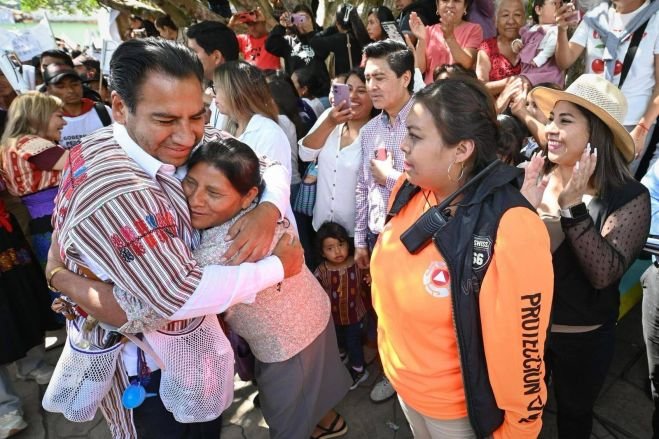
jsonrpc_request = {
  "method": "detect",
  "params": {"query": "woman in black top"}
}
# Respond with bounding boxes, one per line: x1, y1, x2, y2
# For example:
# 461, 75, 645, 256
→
522, 74, 650, 438
265, 5, 330, 96
308, 4, 370, 76
366, 6, 395, 42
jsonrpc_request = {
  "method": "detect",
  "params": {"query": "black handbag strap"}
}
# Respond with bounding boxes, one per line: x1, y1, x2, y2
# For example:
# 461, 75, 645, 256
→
618, 18, 649, 89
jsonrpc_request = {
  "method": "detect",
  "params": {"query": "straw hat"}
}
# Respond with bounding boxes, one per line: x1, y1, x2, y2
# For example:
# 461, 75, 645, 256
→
529, 74, 634, 163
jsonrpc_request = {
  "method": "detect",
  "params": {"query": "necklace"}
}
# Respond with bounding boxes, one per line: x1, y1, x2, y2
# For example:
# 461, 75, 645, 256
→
422, 190, 434, 209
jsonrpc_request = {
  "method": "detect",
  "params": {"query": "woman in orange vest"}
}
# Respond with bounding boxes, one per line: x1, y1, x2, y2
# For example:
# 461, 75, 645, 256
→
370, 77, 554, 438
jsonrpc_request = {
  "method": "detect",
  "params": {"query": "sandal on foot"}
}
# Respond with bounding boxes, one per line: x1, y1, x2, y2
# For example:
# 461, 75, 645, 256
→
310, 413, 348, 439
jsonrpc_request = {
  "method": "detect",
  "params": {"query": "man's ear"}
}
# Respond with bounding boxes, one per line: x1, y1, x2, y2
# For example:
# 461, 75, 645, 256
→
400, 69, 412, 90
111, 90, 128, 124
212, 50, 225, 68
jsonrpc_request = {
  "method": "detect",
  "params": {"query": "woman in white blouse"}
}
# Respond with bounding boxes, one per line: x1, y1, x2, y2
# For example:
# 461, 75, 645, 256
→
299, 68, 375, 236
213, 61, 293, 181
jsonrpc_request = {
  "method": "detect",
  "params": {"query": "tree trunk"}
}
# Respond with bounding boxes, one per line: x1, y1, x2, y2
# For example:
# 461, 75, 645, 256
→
321, 0, 337, 28
165, 0, 224, 22
97, 0, 162, 17
97, 0, 395, 30
147, 0, 189, 26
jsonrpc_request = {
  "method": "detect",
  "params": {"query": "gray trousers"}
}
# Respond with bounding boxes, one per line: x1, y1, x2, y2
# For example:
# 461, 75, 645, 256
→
642, 263, 659, 436
0, 366, 21, 417
0, 345, 47, 416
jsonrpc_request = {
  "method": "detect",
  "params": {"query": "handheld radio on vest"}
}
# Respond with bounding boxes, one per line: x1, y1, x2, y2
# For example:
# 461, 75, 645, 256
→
400, 160, 501, 254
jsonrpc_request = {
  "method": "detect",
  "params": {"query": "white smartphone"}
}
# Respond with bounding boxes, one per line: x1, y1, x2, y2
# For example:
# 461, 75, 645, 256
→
332, 83, 350, 109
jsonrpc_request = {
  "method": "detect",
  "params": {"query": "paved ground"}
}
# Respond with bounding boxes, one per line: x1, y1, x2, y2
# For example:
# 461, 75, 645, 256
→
9, 303, 654, 438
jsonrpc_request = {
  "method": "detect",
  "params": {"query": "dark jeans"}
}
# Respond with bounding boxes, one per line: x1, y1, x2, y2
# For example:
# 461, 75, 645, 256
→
365, 230, 379, 343
294, 211, 318, 271
545, 322, 616, 439
642, 263, 659, 438
366, 231, 379, 253
132, 370, 223, 439
335, 320, 365, 368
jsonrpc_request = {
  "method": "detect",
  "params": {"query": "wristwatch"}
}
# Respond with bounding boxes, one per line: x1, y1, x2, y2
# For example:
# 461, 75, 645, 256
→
559, 202, 588, 219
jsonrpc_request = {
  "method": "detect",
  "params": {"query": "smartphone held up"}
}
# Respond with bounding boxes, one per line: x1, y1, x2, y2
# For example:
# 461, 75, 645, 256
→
332, 83, 350, 109
559, 0, 581, 26
290, 13, 307, 25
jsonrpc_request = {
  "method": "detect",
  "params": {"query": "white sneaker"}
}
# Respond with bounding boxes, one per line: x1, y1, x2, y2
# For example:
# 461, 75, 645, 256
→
16, 363, 54, 385
369, 376, 396, 403
0, 411, 27, 439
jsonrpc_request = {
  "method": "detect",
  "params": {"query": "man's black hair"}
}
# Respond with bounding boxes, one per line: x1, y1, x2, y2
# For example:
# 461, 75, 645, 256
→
82, 58, 100, 73
109, 38, 204, 113
363, 40, 414, 93
155, 15, 178, 31
186, 21, 239, 61
39, 49, 73, 68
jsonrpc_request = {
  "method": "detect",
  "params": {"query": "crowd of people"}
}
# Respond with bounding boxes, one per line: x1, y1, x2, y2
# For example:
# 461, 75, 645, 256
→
0, 0, 658, 438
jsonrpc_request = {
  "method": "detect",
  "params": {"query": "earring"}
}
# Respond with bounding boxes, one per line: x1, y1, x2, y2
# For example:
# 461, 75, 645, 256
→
463, 10, 467, 16
447, 160, 465, 182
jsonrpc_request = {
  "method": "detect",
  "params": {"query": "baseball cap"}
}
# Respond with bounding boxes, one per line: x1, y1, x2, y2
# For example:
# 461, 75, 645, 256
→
43, 64, 82, 85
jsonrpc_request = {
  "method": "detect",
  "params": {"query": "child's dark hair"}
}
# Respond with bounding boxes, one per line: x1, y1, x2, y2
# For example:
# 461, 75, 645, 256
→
531, 0, 546, 24
188, 138, 265, 197
433, 63, 478, 81
497, 114, 529, 165
293, 66, 323, 99
316, 222, 354, 258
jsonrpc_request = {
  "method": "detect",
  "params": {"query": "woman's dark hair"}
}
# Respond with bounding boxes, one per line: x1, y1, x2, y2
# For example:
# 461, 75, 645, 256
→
292, 4, 320, 33
293, 66, 324, 99
130, 15, 158, 37
497, 114, 529, 165
293, 4, 316, 19
110, 38, 203, 113
266, 70, 317, 130
363, 40, 415, 93
188, 138, 265, 197
543, 104, 633, 197
345, 67, 379, 118
265, 70, 299, 95
336, 4, 371, 48
368, 6, 395, 41
433, 63, 478, 81
316, 221, 354, 258
414, 77, 499, 175
269, 78, 309, 140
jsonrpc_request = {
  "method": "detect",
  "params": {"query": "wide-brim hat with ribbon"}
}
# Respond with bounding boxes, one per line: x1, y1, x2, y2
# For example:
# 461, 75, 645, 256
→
529, 74, 634, 163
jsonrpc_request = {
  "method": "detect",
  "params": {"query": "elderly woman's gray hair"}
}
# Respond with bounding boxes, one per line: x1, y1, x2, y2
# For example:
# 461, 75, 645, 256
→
495, 0, 527, 16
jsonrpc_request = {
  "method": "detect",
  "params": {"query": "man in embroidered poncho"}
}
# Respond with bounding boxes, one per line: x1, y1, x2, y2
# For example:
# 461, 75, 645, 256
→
45, 38, 302, 438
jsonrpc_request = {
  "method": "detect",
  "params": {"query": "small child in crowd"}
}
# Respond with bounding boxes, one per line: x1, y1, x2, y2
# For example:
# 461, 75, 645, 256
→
514, 0, 564, 87
314, 222, 370, 390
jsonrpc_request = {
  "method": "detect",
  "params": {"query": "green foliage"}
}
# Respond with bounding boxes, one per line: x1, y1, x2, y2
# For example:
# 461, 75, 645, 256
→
20, 0, 100, 14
